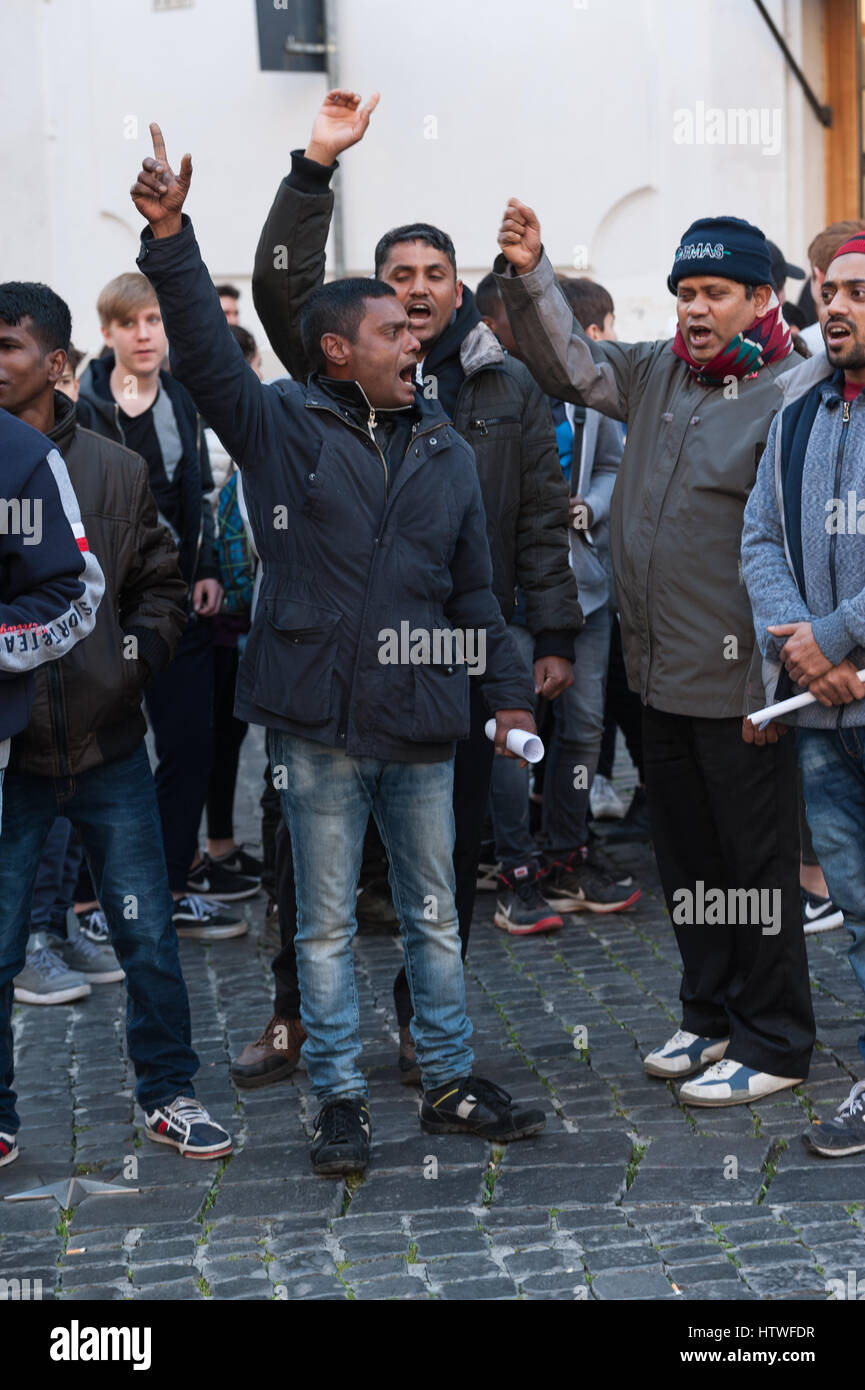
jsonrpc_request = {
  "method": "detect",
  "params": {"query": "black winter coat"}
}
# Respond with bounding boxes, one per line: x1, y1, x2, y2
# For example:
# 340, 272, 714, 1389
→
251, 154, 582, 658
137, 218, 535, 763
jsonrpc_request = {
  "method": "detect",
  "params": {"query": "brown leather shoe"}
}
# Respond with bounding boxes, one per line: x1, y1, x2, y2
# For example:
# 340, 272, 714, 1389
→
230, 1014, 306, 1089
398, 1025, 421, 1086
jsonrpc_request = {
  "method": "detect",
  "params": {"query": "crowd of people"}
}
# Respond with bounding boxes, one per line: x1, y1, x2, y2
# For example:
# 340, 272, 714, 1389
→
2, 87, 865, 1177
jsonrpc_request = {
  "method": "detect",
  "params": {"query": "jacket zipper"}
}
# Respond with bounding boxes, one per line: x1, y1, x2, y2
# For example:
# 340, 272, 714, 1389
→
46, 661, 70, 779
469, 415, 520, 436
366, 406, 388, 500
829, 399, 850, 611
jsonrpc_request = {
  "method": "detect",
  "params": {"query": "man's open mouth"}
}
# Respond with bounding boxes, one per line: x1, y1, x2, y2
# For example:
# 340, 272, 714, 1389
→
827, 321, 852, 347
688, 326, 712, 348
398, 363, 415, 383
407, 302, 432, 325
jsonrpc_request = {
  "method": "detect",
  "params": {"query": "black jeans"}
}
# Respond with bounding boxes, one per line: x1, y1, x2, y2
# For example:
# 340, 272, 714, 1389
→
144, 617, 214, 892
598, 613, 644, 782
270, 678, 496, 1028
642, 704, 814, 1078
206, 644, 249, 841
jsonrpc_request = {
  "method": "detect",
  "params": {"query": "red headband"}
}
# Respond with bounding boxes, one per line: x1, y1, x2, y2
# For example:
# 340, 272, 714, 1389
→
832, 235, 865, 262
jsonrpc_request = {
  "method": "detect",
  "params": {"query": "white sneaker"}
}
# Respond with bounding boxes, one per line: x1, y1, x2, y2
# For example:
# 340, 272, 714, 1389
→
643, 1029, 729, 1078
589, 774, 630, 821
679, 1059, 803, 1107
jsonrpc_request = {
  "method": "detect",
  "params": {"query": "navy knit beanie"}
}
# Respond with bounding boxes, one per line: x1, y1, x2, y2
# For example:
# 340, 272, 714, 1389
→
668, 216, 773, 293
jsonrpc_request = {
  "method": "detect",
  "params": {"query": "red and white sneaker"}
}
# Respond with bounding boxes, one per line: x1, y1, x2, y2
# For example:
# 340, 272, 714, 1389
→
0, 1132, 19, 1167
493, 863, 563, 935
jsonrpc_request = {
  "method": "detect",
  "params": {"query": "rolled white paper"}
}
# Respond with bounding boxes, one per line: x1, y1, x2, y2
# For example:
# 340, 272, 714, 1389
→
748, 667, 865, 725
484, 717, 545, 763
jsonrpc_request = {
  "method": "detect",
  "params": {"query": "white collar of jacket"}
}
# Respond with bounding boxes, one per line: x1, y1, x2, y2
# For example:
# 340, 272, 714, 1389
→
777, 346, 833, 407
459, 319, 505, 377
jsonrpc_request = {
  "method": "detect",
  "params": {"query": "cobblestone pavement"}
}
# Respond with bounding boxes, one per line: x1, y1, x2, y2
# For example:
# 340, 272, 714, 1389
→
3, 727, 865, 1302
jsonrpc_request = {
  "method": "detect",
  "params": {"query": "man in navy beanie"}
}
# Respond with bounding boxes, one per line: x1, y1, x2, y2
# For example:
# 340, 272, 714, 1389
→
495, 205, 815, 1106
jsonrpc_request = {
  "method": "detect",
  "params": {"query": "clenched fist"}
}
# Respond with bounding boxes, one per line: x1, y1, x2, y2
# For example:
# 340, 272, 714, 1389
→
498, 198, 543, 275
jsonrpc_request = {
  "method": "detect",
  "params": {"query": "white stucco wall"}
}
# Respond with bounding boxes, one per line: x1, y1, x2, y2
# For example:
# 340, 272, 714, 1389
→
0, 0, 827, 369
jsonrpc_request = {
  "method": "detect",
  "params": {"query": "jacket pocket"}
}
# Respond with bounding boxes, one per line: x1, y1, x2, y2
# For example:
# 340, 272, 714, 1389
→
254, 598, 341, 725
410, 660, 471, 742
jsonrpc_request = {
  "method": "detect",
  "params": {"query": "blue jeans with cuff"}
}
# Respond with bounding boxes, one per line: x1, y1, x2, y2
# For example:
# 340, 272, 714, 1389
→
270, 731, 474, 1102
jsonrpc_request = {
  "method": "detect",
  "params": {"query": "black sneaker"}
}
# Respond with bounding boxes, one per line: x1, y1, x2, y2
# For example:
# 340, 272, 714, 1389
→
493, 863, 563, 935
311, 1098, 371, 1175
210, 844, 264, 879
802, 888, 844, 935
172, 894, 248, 940
73, 906, 110, 943
592, 784, 651, 843
186, 854, 259, 902
804, 1081, 865, 1157
540, 847, 641, 914
420, 1075, 546, 1141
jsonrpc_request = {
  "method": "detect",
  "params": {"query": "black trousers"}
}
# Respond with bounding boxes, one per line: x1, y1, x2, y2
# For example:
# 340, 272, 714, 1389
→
270, 679, 496, 1027
205, 645, 248, 841
598, 613, 644, 782
144, 618, 214, 892
642, 704, 814, 1078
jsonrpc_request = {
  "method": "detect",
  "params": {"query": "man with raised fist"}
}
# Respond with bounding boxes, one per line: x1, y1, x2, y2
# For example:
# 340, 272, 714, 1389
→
495, 199, 814, 1108
128, 123, 549, 1174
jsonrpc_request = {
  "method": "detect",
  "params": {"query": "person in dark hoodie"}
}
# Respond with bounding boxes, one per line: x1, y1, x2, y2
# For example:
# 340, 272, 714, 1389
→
244, 87, 582, 1086
77, 273, 254, 941
0, 280, 232, 1167
0, 404, 104, 834
129, 121, 549, 1175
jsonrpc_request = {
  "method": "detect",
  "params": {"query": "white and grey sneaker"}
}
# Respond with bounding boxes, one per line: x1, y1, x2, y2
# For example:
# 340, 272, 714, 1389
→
13, 933, 92, 1005
589, 773, 630, 821
802, 889, 844, 935
172, 894, 248, 940
643, 1028, 729, 1078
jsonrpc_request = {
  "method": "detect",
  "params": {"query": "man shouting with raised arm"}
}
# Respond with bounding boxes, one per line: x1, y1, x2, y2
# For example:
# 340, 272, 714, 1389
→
496, 199, 815, 1107
247, 91, 591, 1088
129, 125, 548, 1175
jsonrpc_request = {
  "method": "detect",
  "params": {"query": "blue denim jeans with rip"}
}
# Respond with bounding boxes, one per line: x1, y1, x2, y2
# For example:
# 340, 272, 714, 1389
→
270, 732, 474, 1101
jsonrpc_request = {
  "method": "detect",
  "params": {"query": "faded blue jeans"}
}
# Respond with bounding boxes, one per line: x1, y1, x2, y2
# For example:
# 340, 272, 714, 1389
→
270, 732, 474, 1101
0, 744, 198, 1132
798, 724, 865, 1064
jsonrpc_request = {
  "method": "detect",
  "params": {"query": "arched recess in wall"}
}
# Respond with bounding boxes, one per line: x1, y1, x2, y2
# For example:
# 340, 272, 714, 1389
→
584, 185, 659, 277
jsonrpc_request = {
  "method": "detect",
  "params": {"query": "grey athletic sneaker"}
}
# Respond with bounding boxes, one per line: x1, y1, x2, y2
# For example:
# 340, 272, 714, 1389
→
53, 915, 124, 984
14, 933, 92, 1005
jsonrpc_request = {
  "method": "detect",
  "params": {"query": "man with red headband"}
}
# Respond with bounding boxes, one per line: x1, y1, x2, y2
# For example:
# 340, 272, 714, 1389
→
743, 233, 865, 1153
496, 207, 814, 1107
